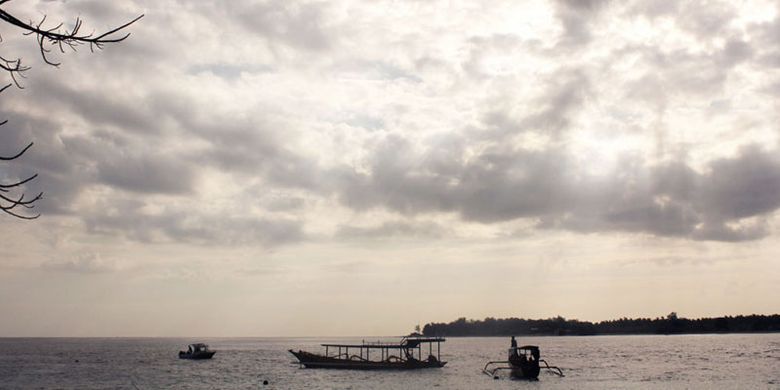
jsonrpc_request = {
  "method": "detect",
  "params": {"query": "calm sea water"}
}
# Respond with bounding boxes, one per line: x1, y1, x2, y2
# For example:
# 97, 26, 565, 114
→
1, 334, 778, 389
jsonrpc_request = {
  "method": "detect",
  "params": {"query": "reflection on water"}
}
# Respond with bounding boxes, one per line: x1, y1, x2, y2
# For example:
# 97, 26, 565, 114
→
1, 334, 778, 389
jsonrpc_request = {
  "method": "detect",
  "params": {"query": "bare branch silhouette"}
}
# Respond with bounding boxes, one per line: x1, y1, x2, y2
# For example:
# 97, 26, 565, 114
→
0, 139, 42, 219
0, 1, 143, 86
0, 2, 142, 219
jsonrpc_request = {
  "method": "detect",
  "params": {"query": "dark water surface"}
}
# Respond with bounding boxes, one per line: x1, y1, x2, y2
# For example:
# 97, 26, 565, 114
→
1, 334, 778, 389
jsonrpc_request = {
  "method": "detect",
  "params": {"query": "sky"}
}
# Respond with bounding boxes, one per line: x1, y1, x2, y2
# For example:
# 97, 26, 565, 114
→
0, 0, 778, 337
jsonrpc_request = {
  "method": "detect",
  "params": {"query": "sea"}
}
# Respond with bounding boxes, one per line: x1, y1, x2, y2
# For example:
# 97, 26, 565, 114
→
1, 334, 778, 389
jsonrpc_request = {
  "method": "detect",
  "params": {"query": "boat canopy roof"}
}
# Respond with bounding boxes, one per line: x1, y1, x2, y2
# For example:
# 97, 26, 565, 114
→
321, 337, 445, 349
189, 343, 209, 348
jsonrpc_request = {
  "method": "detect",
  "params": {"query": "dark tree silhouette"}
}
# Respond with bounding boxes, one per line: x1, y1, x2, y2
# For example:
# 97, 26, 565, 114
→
0, 1, 143, 219
422, 314, 780, 336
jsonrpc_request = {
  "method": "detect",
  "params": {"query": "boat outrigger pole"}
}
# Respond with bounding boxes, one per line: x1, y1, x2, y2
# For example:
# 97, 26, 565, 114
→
482, 359, 564, 379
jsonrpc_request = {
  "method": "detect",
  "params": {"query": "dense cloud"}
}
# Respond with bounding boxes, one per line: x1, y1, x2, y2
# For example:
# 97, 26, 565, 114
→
0, 0, 778, 247
334, 127, 780, 241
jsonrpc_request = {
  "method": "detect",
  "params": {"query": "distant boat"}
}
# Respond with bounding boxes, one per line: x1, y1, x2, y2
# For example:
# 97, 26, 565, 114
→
289, 336, 446, 370
178, 343, 216, 360
483, 337, 563, 380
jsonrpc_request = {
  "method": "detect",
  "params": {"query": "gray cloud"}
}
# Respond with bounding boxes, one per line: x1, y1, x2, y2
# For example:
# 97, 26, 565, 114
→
26, 76, 161, 135
223, 1, 336, 51
691, 219, 768, 242
335, 220, 449, 240
83, 200, 306, 247
260, 195, 306, 212
516, 69, 591, 136
626, 0, 680, 18
184, 119, 322, 190
95, 152, 195, 195
750, 14, 780, 68
675, 1, 738, 40
0, 112, 85, 215
719, 38, 753, 67
0, 94, 309, 245
764, 81, 780, 97
0, 107, 197, 201
553, 0, 612, 47
336, 132, 575, 222
546, 158, 701, 237
569, 145, 780, 242
699, 146, 780, 221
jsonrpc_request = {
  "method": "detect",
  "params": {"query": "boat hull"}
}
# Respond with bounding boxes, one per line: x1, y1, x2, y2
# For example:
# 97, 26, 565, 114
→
508, 355, 540, 380
179, 351, 216, 360
289, 350, 446, 370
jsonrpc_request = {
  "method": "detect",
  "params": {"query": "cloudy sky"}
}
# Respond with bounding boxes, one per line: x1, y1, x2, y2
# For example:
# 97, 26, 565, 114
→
0, 0, 778, 337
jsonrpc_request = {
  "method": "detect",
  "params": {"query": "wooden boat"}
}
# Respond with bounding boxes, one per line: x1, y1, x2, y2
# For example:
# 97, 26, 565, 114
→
178, 343, 216, 360
483, 337, 563, 380
507, 345, 541, 379
289, 336, 446, 370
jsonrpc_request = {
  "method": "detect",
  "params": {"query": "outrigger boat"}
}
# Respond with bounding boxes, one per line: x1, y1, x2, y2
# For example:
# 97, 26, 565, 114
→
482, 337, 563, 380
289, 336, 446, 370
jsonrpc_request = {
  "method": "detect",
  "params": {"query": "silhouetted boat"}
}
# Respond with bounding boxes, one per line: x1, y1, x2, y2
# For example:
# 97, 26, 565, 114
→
178, 343, 215, 360
289, 336, 446, 370
483, 337, 563, 380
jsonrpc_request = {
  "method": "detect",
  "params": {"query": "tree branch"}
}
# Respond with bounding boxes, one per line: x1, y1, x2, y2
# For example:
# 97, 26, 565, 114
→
0, 2, 143, 82
0, 2, 140, 220
0, 141, 32, 160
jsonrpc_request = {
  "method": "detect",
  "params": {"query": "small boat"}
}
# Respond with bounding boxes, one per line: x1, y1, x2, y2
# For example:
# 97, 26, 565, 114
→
289, 336, 446, 370
507, 345, 542, 379
483, 337, 563, 380
178, 343, 216, 360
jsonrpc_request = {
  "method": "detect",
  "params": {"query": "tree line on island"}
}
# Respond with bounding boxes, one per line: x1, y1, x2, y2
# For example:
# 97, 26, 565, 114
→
422, 313, 780, 336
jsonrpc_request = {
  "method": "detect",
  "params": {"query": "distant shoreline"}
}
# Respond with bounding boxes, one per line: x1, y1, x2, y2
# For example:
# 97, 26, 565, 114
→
422, 313, 780, 337
2, 332, 780, 339
427, 331, 780, 337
